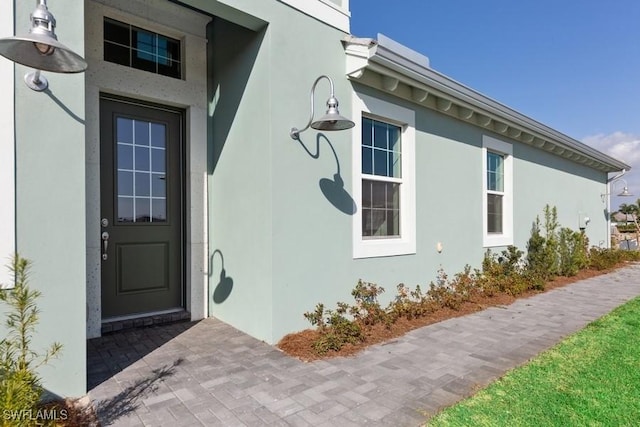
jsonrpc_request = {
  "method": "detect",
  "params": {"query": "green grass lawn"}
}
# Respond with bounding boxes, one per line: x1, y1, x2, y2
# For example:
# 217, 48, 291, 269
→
427, 296, 640, 427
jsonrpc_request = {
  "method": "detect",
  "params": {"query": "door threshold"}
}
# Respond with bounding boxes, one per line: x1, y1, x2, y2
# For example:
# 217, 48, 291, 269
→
101, 309, 190, 335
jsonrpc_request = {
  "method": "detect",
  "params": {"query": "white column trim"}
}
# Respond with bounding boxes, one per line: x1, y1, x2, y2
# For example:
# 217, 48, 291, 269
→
0, 0, 16, 288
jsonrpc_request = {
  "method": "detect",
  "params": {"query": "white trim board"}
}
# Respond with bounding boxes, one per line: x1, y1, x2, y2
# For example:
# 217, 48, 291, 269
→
0, 0, 16, 288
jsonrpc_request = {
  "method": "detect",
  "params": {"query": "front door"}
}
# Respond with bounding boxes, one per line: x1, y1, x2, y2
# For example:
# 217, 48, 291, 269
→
100, 96, 184, 319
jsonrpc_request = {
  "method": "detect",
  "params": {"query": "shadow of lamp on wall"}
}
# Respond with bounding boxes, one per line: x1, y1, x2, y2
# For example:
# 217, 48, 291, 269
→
0, 0, 87, 91
290, 75, 357, 214
210, 249, 234, 304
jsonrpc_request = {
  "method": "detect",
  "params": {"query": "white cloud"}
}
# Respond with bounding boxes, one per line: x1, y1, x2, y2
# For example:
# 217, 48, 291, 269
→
582, 131, 640, 210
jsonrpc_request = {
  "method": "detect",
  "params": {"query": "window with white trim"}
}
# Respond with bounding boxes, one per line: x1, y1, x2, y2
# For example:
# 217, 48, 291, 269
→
482, 135, 513, 247
353, 93, 415, 258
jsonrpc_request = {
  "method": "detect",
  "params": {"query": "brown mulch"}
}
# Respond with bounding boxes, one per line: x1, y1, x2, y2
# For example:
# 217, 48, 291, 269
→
277, 267, 616, 361
38, 397, 100, 426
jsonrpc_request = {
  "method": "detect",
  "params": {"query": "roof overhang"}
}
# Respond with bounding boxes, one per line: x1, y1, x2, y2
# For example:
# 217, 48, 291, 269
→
344, 34, 630, 174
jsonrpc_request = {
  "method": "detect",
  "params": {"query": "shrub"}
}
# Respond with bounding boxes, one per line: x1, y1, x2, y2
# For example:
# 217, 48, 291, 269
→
558, 228, 589, 276
304, 302, 363, 355
350, 280, 389, 326
0, 255, 62, 427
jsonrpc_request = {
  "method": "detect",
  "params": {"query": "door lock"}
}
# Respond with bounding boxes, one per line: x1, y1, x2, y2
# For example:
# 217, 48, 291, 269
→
101, 231, 109, 261
101, 218, 109, 227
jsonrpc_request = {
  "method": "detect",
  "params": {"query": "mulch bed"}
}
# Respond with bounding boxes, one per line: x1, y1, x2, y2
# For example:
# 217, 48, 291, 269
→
277, 267, 615, 361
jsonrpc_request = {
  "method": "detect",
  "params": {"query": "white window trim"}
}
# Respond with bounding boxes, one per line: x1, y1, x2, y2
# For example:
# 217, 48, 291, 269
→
482, 135, 513, 247
352, 92, 415, 258
0, 0, 15, 288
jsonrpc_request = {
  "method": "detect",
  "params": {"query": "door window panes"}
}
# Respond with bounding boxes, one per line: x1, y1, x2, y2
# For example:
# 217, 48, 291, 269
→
116, 117, 167, 223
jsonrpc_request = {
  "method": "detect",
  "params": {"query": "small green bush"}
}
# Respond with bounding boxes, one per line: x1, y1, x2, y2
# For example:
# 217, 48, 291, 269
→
0, 255, 62, 427
300, 206, 640, 356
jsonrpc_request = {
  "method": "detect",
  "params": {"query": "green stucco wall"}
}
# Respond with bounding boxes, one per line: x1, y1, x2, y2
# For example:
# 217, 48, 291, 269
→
172, 1, 607, 345
12, 0, 86, 397
269, 84, 609, 341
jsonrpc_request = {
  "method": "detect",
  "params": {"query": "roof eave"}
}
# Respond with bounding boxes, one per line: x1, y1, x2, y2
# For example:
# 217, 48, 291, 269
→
344, 36, 630, 174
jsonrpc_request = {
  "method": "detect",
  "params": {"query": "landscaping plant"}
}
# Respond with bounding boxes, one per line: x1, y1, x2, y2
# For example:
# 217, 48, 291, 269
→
289, 206, 640, 358
0, 255, 62, 427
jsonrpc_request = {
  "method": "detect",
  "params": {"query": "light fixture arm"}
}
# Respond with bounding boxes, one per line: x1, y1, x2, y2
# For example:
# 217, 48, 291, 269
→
291, 75, 334, 139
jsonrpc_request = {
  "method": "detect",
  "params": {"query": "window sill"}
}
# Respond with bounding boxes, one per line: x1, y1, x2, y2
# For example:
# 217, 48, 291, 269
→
353, 237, 416, 259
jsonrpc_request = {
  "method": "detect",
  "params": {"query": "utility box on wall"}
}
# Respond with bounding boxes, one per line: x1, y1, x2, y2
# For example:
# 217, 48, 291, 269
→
578, 212, 590, 230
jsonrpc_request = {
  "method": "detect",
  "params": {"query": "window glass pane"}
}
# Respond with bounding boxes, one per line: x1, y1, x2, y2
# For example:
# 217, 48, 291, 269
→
117, 144, 133, 170
151, 174, 166, 197
157, 60, 181, 79
135, 198, 151, 222
389, 152, 401, 178
371, 181, 387, 208
373, 148, 388, 176
150, 123, 166, 148
362, 179, 372, 208
362, 146, 372, 175
104, 19, 130, 45
151, 199, 167, 222
134, 121, 149, 146
387, 209, 400, 236
134, 29, 156, 61
370, 210, 387, 236
151, 148, 165, 173
117, 118, 133, 143
487, 193, 503, 233
487, 152, 504, 192
159, 36, 180, 62
132, 52, 157, 73
118, 197, 134, 222
388, 182, 400, 210
373, 121, 388, 149
117, 171, 133, 197
362, 118, 373, 146
104, 42, 130, 66
389, 125, 400, 151
135, 146, 150, 171
362, 208, 372, 237
135, 172, 150, 196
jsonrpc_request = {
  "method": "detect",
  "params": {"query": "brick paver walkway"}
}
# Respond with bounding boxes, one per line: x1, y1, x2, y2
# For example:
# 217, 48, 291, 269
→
88, 264, 640, 426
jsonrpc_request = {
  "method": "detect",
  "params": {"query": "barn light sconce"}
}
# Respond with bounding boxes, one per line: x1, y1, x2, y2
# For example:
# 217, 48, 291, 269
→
601, 178, 632, 202
0, 0, 87, 91
290, 75, 355, 140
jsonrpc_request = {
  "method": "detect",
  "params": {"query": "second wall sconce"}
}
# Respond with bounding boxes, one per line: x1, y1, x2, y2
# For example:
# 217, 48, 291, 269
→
290, 75, 355, 140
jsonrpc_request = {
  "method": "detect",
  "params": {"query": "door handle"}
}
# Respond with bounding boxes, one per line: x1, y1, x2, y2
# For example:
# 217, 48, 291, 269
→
101, 231, 109, 261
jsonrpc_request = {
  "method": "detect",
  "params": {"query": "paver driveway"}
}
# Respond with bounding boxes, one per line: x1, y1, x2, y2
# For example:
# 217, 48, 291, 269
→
88, 264, 640, 426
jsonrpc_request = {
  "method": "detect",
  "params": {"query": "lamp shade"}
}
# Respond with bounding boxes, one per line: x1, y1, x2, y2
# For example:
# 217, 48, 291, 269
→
618, 187, 632, 197
0, 0, 87, 73
311, 113, 356, 131
0, 34, 87, 73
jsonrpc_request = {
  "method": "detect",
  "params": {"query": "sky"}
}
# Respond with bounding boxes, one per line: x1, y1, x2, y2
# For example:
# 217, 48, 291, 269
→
350, 0, 640, 210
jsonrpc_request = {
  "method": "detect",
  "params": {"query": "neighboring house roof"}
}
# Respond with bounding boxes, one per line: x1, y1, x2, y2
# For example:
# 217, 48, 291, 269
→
612, 212, 638, 222
343, 34, 630, 173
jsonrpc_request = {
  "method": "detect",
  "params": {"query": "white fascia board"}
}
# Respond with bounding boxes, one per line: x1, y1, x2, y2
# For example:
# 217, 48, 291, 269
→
0, 0, 15, 288
278, 0, 350, 33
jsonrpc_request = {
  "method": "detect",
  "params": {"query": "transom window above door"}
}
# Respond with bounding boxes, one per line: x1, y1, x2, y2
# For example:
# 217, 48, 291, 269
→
104, 18, 182, 79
